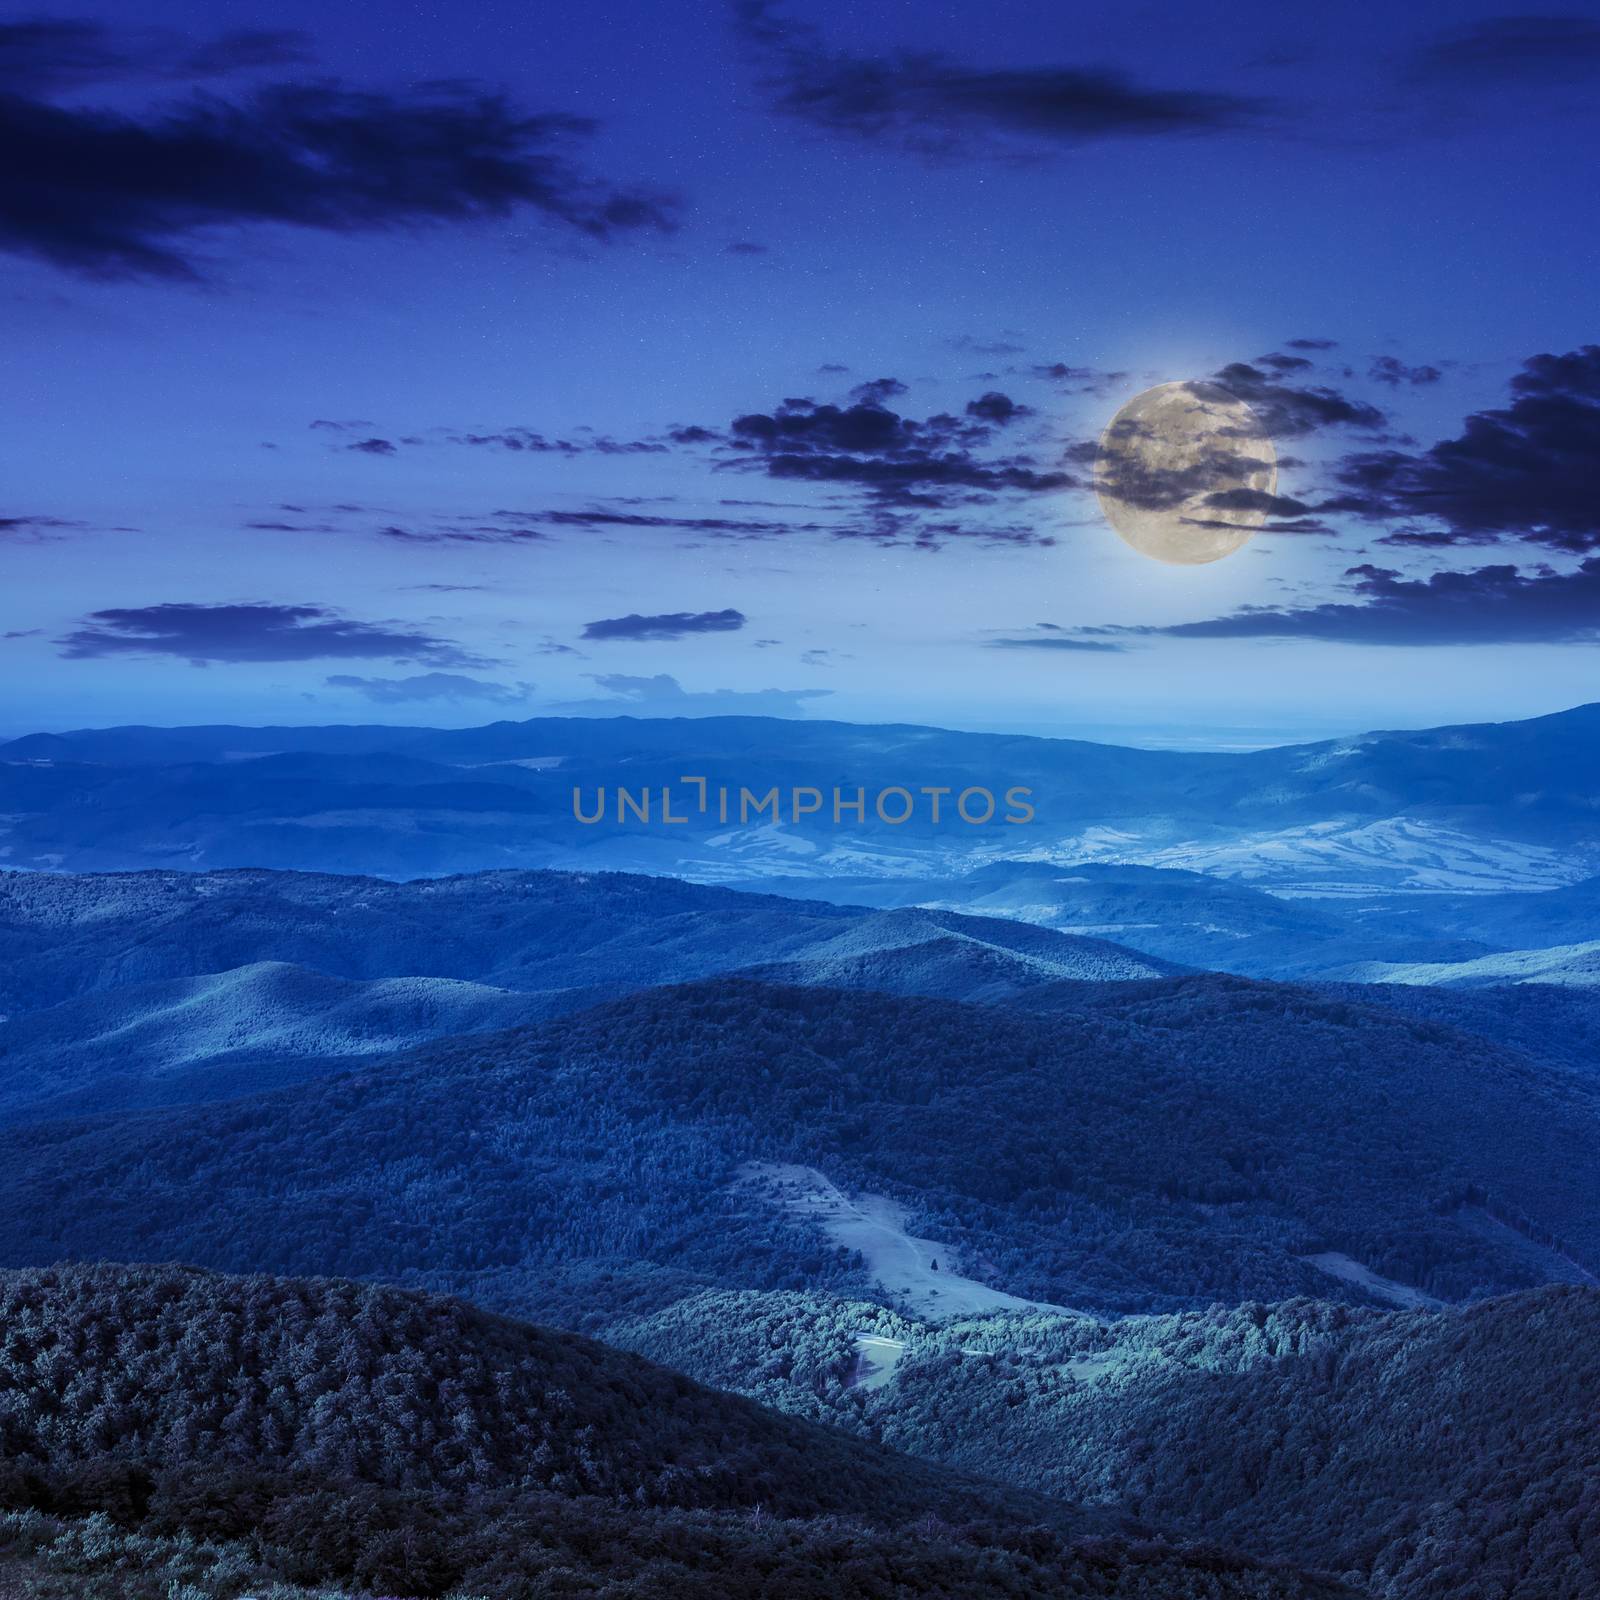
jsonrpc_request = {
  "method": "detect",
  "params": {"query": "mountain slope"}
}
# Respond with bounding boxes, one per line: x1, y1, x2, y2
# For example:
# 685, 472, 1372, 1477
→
1312, 981, 1600, 1083
0, 961, 550, 1122
0, 869, 1175, 1125
0, 1262, 1347, 1600
1335, 939, 1600, 988
743, 906, 1181, 997
4, 977, 1597, 1315
770, 861, 1486, 978
597, 1282, 1600, 1600
0, 865, 1173, 1017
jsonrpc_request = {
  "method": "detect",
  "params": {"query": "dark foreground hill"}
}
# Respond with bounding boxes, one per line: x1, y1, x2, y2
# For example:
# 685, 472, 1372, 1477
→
4, 978, 1598, 1315
0, 1263, 1342, 1600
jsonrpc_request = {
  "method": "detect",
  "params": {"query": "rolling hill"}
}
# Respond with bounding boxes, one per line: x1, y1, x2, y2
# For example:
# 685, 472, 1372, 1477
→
0, 960, 550, 1122
1334, 939, 1600, 988
594, 1281, 1600, 1600
3, 977, 1597, 1317
764, 860, 1489, 978
0, 868, 1181, 1124
0, 1262, 1345, 1599
0, 866, 1175, 1021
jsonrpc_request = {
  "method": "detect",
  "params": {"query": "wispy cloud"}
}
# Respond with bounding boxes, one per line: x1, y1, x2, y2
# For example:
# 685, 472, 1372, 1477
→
735, 0, 1268, 161
550, 671, 830, 717
1073, 559, 1600, 647
582, 608, 747, 641
0, 23, 676, 280
58, 602, 485, 665
325, 671, 533, 704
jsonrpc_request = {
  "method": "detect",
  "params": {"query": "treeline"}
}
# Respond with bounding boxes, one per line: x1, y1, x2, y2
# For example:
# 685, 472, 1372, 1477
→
599, 1282, 1600, 1600
0, 1264, 1347, 1600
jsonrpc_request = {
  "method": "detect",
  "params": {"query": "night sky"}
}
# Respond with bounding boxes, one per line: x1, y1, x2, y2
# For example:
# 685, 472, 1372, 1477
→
5, 0, 1599, 746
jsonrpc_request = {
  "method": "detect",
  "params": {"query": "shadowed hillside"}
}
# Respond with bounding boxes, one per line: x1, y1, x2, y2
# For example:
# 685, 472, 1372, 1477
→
591, 1282, 1600, 1600
0, 1262, 1345, 1600
3, 978, 1597, 1315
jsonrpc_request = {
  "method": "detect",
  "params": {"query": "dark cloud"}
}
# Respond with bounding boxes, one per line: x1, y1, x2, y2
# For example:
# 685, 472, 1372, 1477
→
377, 522, 549, 546
521, 501, 1040, 550
326, 671, 532, 704
1335, 346, 1600, 552
965, 390, 1031, 424
530, 507, 811, 539
1082, 559, 1600, 647
1369, 355, 1443, 388
57, 602, 482, 665
445, 428, 667, 455
1284, 337, 1338, 351
0, 18, 311, 91
1254, 352, 1314, 374
735, 0, 1268, 159
723, 239, 769, 255
1208, 361, 1387, 439
850, 376, 909, 404
1027, 362, 1129, 394
0, 61, 676, 279
0, 513, 82, 539
550, 671, 830, 718
1407, 15, 1600, 85
321, 423, 672, 458
724, 387, 1073, 511
581, 608, 747, 641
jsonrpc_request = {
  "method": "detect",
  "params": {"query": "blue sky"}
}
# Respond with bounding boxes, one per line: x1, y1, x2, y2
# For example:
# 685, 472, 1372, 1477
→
3, 0, 1599, 745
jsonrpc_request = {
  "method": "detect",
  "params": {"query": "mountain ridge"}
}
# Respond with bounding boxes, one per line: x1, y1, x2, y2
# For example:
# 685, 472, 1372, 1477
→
3, 704, 1598, 895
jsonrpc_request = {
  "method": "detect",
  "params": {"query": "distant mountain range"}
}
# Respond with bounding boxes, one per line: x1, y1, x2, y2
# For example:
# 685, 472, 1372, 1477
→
4, 705, 1598, 902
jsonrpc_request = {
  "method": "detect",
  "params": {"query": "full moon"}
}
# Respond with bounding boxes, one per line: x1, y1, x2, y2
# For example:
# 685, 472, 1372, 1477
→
1094, 381, 1277, 564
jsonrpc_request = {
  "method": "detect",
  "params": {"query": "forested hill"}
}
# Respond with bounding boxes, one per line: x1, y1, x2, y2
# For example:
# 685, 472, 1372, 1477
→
4, 976, 1597, 1315
600, 1283, 1600, 1600
0, 1263, 1346, 1600
0, 865, 1176, 1018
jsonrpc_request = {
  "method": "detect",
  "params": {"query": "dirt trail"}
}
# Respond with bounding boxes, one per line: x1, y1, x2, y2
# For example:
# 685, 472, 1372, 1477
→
1300, 1251, 1444, 1310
